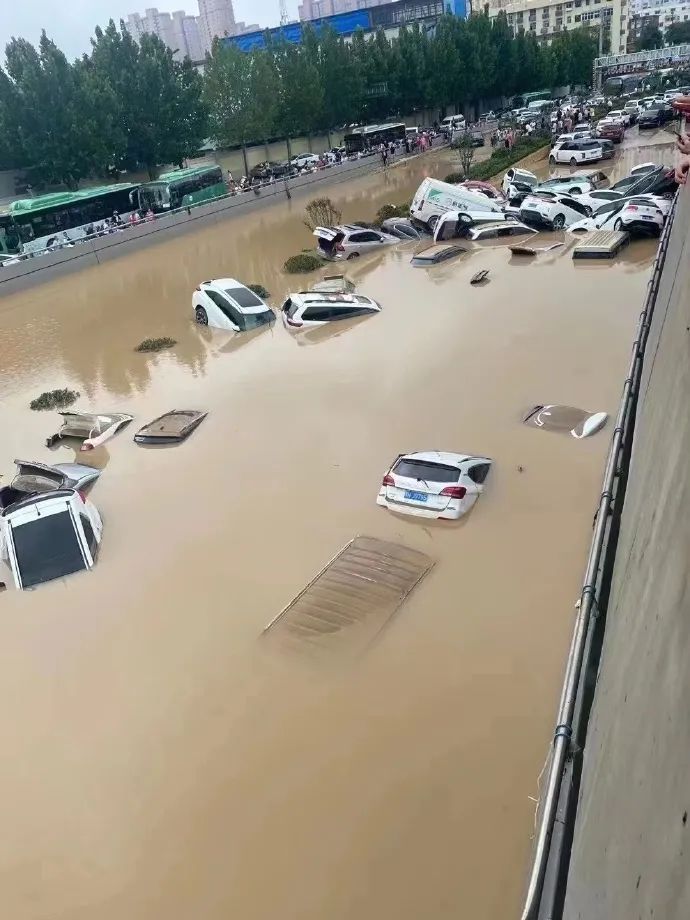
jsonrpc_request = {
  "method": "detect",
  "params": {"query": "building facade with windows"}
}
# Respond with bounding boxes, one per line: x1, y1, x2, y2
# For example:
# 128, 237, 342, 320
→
488, 0, 626, 55
629, 0, 690, 31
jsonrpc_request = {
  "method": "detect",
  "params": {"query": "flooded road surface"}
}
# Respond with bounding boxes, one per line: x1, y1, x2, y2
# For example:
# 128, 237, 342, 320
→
0, 129, 673, 920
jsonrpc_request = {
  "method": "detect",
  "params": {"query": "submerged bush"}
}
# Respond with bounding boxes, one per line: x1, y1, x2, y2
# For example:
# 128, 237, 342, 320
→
284, 253, 324, 273
29, 388, 79, 411
375, 202, 410, 224
135, 337, 177, 353
248, 283, 269, 298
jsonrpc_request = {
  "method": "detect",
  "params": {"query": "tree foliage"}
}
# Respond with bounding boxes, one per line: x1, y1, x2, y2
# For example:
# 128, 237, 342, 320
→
639, 23, 664, 50
0, 19, 207, 183
665, 21, 690, 46
0, 12, 599, 187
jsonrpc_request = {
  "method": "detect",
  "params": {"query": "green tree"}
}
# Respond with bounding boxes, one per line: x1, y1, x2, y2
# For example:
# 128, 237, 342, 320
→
639, 22, 664, 50
273, 33, 324, 135
4, 33, 111, 188
90, 20, 206, 177
317, 26, 363, 127
0, 67, 25, 170
665, 21, 690, 45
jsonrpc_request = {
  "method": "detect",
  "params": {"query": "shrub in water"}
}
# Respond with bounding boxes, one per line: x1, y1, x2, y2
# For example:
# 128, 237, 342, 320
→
284, 253, 324, 273
375, 202, 410, 224
135, 337, 177, 353
30, 388, 79, 411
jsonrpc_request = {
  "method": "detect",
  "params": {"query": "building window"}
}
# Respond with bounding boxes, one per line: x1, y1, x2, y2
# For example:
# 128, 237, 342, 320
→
575, 12, 581, 19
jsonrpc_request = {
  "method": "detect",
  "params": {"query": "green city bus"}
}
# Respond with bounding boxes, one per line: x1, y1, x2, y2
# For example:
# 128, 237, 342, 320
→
0, 183, 140, 255
136, 165, 227, 214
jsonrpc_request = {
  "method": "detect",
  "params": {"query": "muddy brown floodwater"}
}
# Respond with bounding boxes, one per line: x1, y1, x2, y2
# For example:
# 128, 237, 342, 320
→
0, 129, 675, 920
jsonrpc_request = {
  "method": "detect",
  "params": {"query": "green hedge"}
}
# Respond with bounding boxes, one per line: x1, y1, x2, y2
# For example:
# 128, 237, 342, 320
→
445, 134, 550, 184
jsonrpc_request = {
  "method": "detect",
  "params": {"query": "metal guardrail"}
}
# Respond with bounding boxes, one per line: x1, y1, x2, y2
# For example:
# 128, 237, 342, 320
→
520, 188, 680, 920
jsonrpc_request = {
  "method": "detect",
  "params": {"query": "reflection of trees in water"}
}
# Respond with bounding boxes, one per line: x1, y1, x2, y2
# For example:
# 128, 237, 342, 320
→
53, 254, 211, 399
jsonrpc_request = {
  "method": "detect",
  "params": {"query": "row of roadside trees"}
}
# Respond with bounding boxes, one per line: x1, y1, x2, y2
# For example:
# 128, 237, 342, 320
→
0, 14, 598, 190
638, 20, 690, 51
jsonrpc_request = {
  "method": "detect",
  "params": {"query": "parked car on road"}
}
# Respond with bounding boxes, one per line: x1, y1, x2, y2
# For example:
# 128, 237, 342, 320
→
291, 153, 321, 170
249, 161, 292, 181
596, 121, 625, 143
193, 279, 275, 331
376, 451, 492, 520
549, 138, 603, 166
638, 104, 674, 129
313, 225, 398, 260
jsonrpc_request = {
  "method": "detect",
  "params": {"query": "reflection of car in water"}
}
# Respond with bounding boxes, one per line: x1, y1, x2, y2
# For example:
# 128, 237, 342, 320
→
376, 451, 492, 520
193, 279, 275, 331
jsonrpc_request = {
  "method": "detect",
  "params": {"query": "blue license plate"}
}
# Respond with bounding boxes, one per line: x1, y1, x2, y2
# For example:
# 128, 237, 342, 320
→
404, 490, 428, 502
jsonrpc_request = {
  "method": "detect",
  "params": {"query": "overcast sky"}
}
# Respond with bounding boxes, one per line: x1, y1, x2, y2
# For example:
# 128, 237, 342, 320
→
0, 0, 295, 61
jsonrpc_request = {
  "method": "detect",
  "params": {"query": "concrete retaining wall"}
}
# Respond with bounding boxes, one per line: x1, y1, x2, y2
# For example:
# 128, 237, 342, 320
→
562, 185, 690, 919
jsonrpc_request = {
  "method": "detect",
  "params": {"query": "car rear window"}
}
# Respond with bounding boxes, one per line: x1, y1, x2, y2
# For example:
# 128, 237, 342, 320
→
12, 510, 86, 588
224, 286, 264, 308
393, 458, 460, 483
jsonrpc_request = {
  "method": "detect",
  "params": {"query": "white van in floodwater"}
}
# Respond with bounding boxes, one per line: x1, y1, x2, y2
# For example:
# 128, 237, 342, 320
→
410, 177, 505, 231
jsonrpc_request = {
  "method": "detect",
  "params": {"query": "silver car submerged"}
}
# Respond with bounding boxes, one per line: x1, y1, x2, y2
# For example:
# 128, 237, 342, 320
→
313, 225, 398, 261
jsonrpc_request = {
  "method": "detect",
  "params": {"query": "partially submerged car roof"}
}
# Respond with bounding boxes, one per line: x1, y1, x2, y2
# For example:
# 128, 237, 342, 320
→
523, 405, 608, 438
309, 274, 355, 294
468, 221, 536, 239
134, 410, 207, 445
263, 535, 434, 656
411, 243, 465, 265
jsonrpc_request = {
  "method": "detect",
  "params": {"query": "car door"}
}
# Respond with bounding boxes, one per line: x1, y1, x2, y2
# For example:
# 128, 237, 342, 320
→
346, 230, 384, 255
465, 458, 492, 496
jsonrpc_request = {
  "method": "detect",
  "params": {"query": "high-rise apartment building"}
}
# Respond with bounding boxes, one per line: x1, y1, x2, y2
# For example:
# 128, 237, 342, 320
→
125, 1, 241, 59
197, 0, 236, 48
298, 0, 389, 20
487, 0, 626, 55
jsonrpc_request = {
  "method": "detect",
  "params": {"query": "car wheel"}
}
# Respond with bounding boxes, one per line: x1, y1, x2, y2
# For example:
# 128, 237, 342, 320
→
347, 252, 360, 260
570, 157, 578, 167
613, 218, 623, 231
427, 214, 439, 232
552, 214, 566, 230
195, 306, 208, 325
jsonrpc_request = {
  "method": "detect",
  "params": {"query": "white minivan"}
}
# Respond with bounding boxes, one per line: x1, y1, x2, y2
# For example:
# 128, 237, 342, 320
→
440, 114, 466, 133
410, 177, 504, 231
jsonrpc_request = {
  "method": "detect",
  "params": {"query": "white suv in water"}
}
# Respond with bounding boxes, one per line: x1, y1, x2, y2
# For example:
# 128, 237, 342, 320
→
1, 490, 103, 590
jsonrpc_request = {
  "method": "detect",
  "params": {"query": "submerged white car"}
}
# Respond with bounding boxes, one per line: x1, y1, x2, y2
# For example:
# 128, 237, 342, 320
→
282, 290, 381, 328
568, 197, 665, 235
193, 279, 275, 331
519, 192, 592, 229
376, 451, 492, 520
433, 209, 512, 241
0, 487, 103, 590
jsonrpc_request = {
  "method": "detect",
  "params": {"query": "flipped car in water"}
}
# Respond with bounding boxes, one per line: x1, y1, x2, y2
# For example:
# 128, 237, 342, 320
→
45, 412, 133, 451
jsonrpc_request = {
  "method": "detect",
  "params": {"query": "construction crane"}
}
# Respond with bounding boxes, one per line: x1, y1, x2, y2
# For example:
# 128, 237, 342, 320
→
279, 0, 289, 25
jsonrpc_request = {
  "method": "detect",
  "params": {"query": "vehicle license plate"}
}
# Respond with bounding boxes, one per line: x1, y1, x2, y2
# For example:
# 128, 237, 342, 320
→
404, 490, 428, 502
